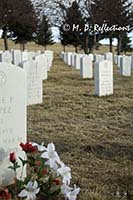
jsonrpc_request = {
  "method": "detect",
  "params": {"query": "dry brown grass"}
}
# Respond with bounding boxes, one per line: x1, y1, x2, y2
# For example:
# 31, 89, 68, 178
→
0, 39, 118, 54
1, 39, 132, 199
0, 38, 132, 56
27, 51, 133, 200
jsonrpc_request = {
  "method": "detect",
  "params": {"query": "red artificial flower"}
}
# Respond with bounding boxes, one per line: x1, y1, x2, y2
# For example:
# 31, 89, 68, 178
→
53, 179, 61, 186
35, 161, 42, 167
42, 169, 47, 175
20, 142, 38, 153
9, 152, 16, 164
0, 188, 11, 200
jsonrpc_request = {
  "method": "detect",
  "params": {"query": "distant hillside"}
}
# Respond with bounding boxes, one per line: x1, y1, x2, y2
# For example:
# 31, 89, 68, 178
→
0, 39, 121, 55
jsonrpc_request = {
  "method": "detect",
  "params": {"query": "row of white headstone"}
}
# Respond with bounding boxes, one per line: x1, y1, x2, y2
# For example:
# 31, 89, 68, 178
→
0, 49, 53, 186
0, 50, 40, 65
95, 53, 133, 76
0, 50, 54, 105
61, 52, 132, 97
61, 52, 132, 76
0, 49, 53, 69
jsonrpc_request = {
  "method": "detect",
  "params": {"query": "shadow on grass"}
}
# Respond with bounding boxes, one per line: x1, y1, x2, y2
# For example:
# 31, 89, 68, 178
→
82, 142, 133, 161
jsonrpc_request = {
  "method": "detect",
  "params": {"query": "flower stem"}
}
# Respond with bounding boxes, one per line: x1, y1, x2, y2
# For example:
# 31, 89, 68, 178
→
20, 155, 26, 180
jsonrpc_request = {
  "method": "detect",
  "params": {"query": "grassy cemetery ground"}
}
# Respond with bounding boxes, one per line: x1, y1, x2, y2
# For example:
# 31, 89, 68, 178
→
0, 39, 119, 54
27, 50, 133, 199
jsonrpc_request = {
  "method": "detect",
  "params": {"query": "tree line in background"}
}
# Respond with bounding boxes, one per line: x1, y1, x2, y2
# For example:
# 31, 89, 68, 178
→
0, 0, 54, 51
58, 0, 133, 54
0, 0, 132, 54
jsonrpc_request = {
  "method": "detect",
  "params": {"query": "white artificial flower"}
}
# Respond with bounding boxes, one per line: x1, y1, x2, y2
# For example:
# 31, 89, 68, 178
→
32, 142, 46, 152
61, 183, 72, 195
57, 160, 65, 166
66, 185, 80, 200
18, 181, 40, 200
41, 143, 60, 169
57, 163, 72, 185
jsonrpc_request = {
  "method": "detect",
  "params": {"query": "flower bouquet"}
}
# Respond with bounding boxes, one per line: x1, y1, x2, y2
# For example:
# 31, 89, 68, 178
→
0, 142, 80, 200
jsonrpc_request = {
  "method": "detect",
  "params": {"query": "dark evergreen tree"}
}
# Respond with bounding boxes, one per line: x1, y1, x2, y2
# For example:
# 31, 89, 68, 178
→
120, 33, 132, 54
60, 1, 85, 53
0, 0, 37, 50
91, 0, 132, 54
10, 0, 37, 51
60, 23, 70, 52
114, 0, 132, 55
0, 0, 13, 50
35, 15, 54, 50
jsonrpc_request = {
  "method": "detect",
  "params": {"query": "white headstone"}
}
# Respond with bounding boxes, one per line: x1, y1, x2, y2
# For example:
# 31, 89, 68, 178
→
22, 52, 28, 62
42, 54, 48, 80
105, 52, 113, 62
74, 54, 82, 69
0, 51, 12, 64
131, 55, 133, 70
88, 54, 94, 61
67, 52, 73, 65
61, 52, 65, 60
80, 56, 93, 79
94, 60, 113, 96
35, 55, 48, 80
71, 54, 75, 67
95, 54, 104, 63
45, 50, 53, 61
117, 55, 123, 68
45, 50, 53, 71
120, 56, 131, 76
28, 52, 35, 60
35, 50, 41, 56
63, 53, 67, 63
114, 54, 118, 65
20, 60, 43, 105
0, 62, 26, 186
12, 50, 22, 66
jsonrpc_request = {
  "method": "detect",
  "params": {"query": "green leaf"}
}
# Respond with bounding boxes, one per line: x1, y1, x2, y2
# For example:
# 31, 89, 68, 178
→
19, 157, 28, 166
8, 166, 14, 171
